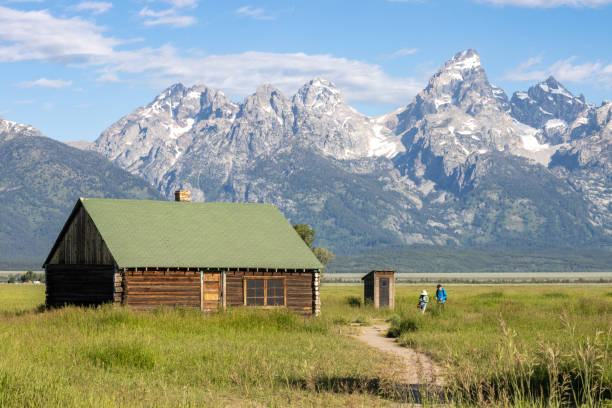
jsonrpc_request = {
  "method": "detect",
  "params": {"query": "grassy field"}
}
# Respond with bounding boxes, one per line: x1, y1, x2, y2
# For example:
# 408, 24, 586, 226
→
0, 284, 610, 407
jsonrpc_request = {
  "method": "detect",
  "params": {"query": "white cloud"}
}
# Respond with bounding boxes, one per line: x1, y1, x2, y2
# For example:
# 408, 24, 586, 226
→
235, 6, 274, 20
19, 78, 73, 88
138, 7, 196, 27
0, 6, 119, 63
0, 6, 423, 105
392, 48, 418, 57
505, 56, 612, 85
477, 0, 612, 7
100, 48, 423, 104
162, 0, 197, 7
69, 2, 113, 15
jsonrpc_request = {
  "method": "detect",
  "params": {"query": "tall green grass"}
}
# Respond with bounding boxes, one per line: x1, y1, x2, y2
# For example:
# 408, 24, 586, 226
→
0, 292, 397, 407
350, 285, 612, 406
1, 284, 611, 406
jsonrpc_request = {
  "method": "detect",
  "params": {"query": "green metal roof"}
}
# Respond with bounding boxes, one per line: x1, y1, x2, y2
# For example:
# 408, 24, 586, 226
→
74, 198, 323, 270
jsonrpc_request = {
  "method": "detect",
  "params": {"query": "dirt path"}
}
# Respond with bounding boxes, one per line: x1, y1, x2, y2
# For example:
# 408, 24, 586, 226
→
354, 323, 444, 386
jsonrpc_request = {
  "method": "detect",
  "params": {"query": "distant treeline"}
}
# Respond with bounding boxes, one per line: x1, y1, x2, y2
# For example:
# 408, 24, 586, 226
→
0, 270, 45, 283
325, 246, 612, 273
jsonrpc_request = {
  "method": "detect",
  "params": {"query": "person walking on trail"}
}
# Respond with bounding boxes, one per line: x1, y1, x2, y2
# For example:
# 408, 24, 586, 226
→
436, 284, 447, 309
419, 290, 429, 314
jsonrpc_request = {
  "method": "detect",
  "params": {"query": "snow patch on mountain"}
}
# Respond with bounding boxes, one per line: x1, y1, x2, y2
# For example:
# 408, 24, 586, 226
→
169, 118, 195, 139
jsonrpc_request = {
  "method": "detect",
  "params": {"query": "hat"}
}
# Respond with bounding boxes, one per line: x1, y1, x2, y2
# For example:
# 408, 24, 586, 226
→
421, 290, 427, 296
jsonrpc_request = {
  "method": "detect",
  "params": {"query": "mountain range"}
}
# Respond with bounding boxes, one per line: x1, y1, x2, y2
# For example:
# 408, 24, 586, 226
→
1, 49, 610, 266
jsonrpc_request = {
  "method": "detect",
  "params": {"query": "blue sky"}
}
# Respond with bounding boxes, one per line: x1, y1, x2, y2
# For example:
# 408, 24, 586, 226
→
1, 0, 611, 142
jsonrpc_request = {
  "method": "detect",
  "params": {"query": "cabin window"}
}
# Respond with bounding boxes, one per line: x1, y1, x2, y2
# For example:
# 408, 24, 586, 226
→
244, 277, 285, 306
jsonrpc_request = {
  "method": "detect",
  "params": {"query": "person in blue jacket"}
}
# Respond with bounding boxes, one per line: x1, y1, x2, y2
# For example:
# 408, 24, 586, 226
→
436, 284, 447, 309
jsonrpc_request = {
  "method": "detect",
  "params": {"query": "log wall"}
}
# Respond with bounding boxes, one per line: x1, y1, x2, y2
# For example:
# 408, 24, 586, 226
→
225, 270, 316, 315
45, 264, 115, 307
46, 265, 318, 314
123, 269, 206, 310
47, 205, 113, 265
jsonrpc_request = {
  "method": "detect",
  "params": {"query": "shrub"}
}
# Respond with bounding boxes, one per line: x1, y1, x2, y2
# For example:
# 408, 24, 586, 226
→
386, 314, 418, 338
346, 296, 362, 308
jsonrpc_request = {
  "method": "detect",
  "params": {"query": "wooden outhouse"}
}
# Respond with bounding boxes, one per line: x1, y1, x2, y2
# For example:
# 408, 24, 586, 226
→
362, 270, 395, 309
43, 193, 323, 315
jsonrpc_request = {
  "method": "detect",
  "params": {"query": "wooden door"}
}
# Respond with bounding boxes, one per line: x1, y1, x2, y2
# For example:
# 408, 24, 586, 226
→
379, 278, 389, 307
201, 272, 220, 311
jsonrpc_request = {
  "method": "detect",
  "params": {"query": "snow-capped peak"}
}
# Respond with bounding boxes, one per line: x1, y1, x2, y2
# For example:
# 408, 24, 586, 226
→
296, 78, 342, 99
306, 77, 340, 93
538, 76, 574, 99
444, 49, 481, 72
293, 77, 345, 113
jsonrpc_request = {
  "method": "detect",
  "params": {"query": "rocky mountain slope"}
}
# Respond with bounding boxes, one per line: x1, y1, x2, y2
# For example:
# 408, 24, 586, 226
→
83, 50, 611, 252
0, 118, 163, 267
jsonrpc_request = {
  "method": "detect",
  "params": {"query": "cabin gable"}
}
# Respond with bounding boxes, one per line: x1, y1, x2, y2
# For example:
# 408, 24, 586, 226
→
47, 203, 114, 265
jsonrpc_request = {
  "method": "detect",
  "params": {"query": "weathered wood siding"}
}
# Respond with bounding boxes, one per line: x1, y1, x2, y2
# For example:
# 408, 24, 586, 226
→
364, 275, 374, 304
45, 264, 114, 307
226, 270, 316, 315
47, 205, 113, 265
124, 269, 203, 310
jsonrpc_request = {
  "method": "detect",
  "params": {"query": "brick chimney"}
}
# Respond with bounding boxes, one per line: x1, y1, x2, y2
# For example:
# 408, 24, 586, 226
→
174, 190, 191, 202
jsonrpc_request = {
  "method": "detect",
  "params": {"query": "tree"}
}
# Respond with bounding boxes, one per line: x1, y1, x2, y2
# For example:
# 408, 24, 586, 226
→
313, 247, 335, 265
293, 223, 335, 266
7, 275, 16, 284
20, 270, 35, 283
293, 224, 315, 248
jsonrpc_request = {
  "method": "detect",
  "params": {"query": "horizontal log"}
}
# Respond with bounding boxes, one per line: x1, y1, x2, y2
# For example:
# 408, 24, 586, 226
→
127, 301, 200, 307
126, 285, 199, 292
126, 293, 200, 299
126, 296, 200, 304
126, 280, 200, 286
46, 281, 113, 286
127, 272, 200, 277
127, 294, 200, 300
127, 306, 200, 311
127, 275, 200, 280
47, 291, 113, 297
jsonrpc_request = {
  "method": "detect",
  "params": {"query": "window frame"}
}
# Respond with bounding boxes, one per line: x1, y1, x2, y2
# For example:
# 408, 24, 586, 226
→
243, 276, 287, 308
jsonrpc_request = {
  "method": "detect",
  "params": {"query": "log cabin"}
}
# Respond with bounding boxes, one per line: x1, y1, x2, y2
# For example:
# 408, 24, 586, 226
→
43, 191, 323, 315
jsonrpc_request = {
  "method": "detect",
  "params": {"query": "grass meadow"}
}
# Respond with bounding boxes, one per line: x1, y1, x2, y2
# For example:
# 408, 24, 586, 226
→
0, 283, 610, 407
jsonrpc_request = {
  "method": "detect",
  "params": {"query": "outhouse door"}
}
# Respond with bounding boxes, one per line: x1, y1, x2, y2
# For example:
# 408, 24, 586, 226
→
379, 278, 389, 307
201, 272, 221, 311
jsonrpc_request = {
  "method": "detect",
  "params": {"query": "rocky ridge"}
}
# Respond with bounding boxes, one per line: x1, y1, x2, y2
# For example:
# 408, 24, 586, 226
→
82, 49, 612, 251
